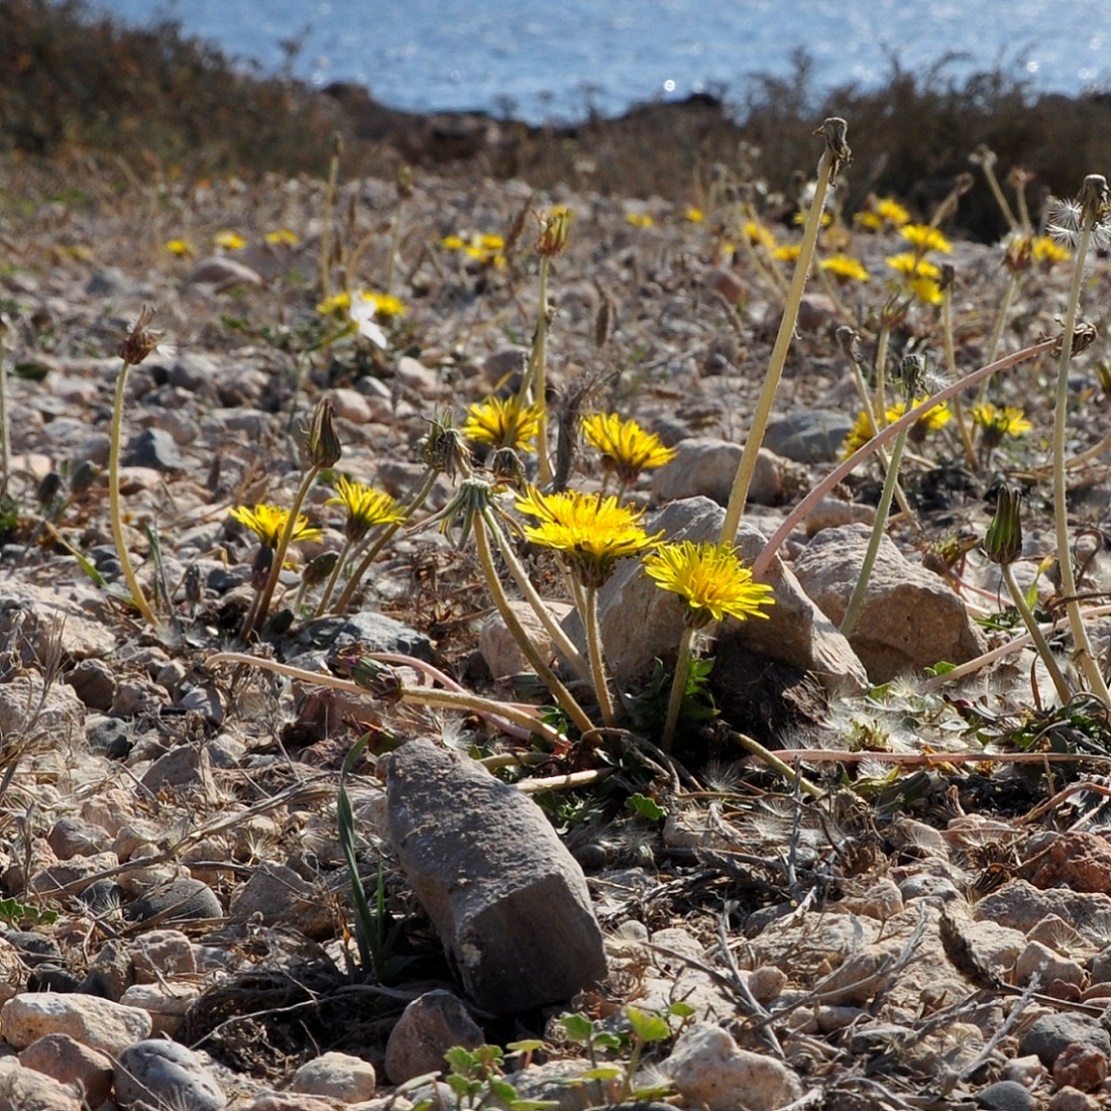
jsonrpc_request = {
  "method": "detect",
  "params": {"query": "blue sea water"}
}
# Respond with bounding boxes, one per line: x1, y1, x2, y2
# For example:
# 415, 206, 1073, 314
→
89, 0, 1111, 124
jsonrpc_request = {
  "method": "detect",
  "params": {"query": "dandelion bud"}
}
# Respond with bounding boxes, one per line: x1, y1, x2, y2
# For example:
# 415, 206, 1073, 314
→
36, 471, 61, 508
250, 545, 274, 593
301, 550, 340, 588
536, 205, 572, 257
816, 116, 851, 172
184, 563, 203, 605
984, 486, 1023, 566
1079, 174, 1111, 225
421, 417, 472, 478
489, 446, 527, 490
70, 460, 100, 497
895, 353, 928, 401
347, 656, 404, 702
397, 164, 414, 200
305, 398, 343, 468
118, 305, 159, 366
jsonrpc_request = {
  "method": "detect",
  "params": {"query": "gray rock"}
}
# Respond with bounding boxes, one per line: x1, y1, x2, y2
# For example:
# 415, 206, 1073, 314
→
82, 938, 133, 1000
0, 1058, 81, 1111
385, 990, 485, 1084
125, 878, 223, 924
141, 745, 219, 794
651, 438, 785, 507
297, 611, 434, 661
974, 881, 1111, 947
793, 523, 985, 682
64, 658, 117, 711
764, 408, 855, 463
186, 254, 264, 291
47, 816, 108, 860
123, 427, 187, 471
0, 673, 85, 748
384, 739, 607, 1012
1020, 1013, 1111, 1068
115, 1039, 226, 1111
978, 1079, 1035, 1111
568, 497, 868, 697
228, 861, 333, 938
0, 582, 115, 662
289, 1051, 377, 1103
168, 352, 220, 392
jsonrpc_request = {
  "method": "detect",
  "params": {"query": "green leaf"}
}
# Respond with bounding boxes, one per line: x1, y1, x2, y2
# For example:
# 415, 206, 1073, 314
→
559, 1013, 595, 1043
625, 1006, 670, 1043
924, 661, 956, 677
444, 1045, 479, 1074
593, 1032, 623, 1052
579, 1066, 622, 1081
627, 793, 668, 822
13, 362, 51, 382
507, 1039, 545, 1055
668, 1002, 696, 1019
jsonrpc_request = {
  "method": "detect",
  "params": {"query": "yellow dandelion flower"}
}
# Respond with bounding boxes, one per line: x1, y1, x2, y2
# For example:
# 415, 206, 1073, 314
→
581, 412, 677, 485
643, 541, 774, 627
463, 396, 543, 452
856, 197, 911, 231
516, 486, 661, 587
970, 402, 1033, 438
626, 212, 655, 228
1031, 235, 1070, 265
907, 276, 944, 305
772, 243, 802, 263
357, 291, 406, 318
792, 210, 833, 227
684, 206, 705, 223
820, 254, 870, 282
841, 410, 878, 458
479, 233, 506, 251
326, 476, 406, 541
316, 291, 352, 316
265, 228, 300, 246
885, 253, 942, 279
901, 224, 952, 254
213, 230, 246, 251
886, 399, 952, 431
230, 504, 322, 549
441, 234, 465, 250
164, 238, 194, 257
743, 220, 777, 250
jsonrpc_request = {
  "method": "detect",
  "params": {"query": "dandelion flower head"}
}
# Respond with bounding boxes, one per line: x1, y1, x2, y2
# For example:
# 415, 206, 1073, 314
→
643, 541, 774, 628
463, 396, 543, 452
326, 477, 406, 541
900, 224, 952, 254
515, 486, 661, 586
581, 412, 677, 484
230, 504, 322, 549
820, 254, 870, 282
970, 402, 1033, 438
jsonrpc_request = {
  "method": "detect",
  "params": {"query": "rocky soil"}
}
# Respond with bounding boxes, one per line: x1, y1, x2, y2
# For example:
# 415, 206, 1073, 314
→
2, 158, 1111, 1110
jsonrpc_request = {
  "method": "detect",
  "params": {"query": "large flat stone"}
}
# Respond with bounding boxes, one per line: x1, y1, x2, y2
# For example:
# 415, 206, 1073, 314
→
383, 739, 607, 1012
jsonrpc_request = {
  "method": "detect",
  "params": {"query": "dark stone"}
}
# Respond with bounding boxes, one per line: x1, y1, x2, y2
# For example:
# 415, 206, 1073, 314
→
27, 962, 83, 993
78, 879, 125, 918
977, 1080, 1034, 1111
384, 739, 607, 1013
764, 408, 854, 464
123, 427, 187, 472
298, 611, 434, 661
125, 878, 223, 924
3, 930, 62, 966
1019, 1012, 1111, 1067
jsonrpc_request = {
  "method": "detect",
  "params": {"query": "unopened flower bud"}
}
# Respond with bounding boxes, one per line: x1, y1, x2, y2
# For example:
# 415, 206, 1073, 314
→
984, 486, 1023, 566
347, 656, 404, 702
36, 471, 61, 508
421, 417, 472, 478
301, 550, 340, 588
490, 446, 527, 490
305, 399, 343, 468
250, 545, 274, 592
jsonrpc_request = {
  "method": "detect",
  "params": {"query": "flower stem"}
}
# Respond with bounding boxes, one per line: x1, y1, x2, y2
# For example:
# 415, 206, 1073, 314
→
941, 287, 978, 470
719, 122, 844, 543
0, 322, 9, 501
976, 272, 1020, 404
662, 624, 695, 752
582, 583, 616, 728
108, 358, 161, 632
1000, 562, 1072, 705
473, 513, 595, 734
318, 137, 342, 301
1052, 204, 1111, 704
520, 255, 553, 486
752, 334, 1059, 581
207, 651, 566, 745
840, 425, 908, 641
333, 469, 436, 614
315, 535, 355, 617
482, 511, 592, 682
240, 464, 320, 640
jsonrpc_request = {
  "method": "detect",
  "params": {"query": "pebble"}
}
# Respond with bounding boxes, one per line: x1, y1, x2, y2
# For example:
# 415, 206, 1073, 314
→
1019, 1013, 1111, 1068
0, 992, 152, 1055
125, 878, 224, 924
977, 1079, 1034, 1111
764, 407, 855, 463
123, 426, 188, 470
18, 1032, 114, 1108
0, 1057, 82, 1110
115, 1039, 227, 1111
289, 1051, 378, 1102
663, 1023, 802, 1111
384, 990, 484, 1084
